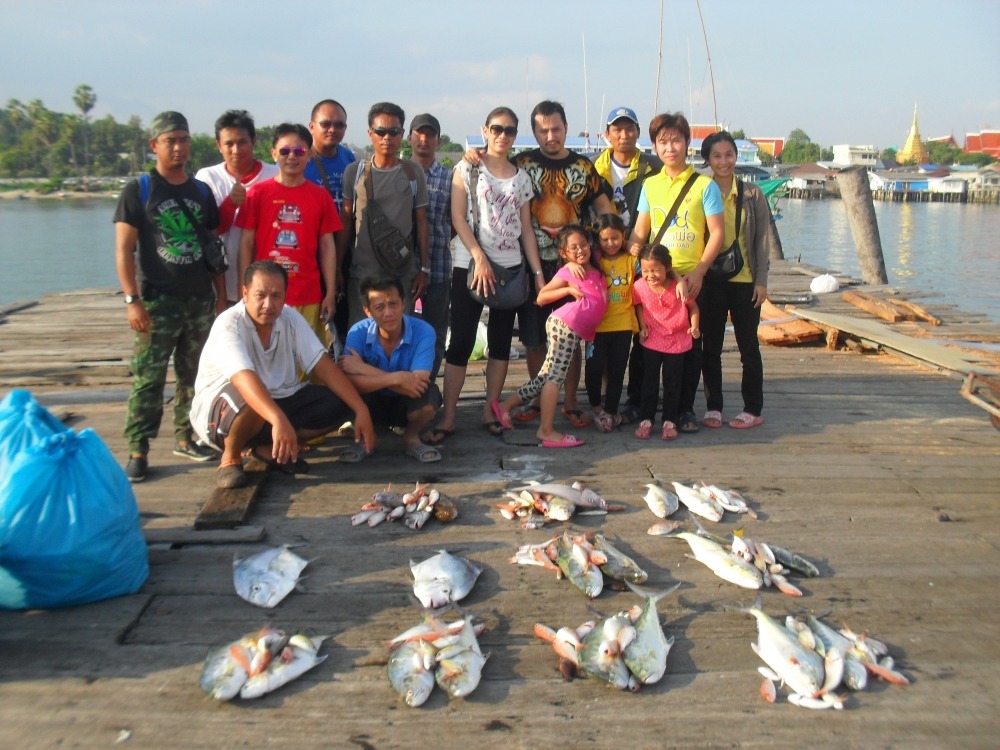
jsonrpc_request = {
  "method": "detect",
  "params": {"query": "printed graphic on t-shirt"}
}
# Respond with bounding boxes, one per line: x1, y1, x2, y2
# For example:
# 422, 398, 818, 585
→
152, 198, 205, 265
277, 204, 302, 224
652, 198, 699, 252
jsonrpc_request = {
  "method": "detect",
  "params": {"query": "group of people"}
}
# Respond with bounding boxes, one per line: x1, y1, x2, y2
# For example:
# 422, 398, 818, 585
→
113, 97, 781, 489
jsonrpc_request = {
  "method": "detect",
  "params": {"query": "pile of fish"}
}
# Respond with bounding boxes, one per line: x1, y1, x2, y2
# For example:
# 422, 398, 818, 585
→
387, 615, 488, 706
666, 522, 819, 596
733, 597, 910, 710
233, 544, 311, 608
534, 582, 680, 691
199, 626, 328, 701
411, 550, 483, 609
641, 479, 757, 525
496, 481, 625, 529
351, 482, 459, 530
511, 531, 647, 598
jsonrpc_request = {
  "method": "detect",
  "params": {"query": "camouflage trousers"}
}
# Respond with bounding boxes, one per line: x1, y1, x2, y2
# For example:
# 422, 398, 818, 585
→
124, 293, 214, 454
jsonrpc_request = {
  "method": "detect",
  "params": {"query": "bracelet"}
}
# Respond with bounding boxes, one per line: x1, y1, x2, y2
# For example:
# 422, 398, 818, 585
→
420, 266, 431, 274
533, 269, 543, 276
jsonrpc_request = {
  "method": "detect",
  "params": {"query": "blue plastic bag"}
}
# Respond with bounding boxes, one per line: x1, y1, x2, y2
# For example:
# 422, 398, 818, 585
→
0, 429, 149, 609
0, 389, 69, 477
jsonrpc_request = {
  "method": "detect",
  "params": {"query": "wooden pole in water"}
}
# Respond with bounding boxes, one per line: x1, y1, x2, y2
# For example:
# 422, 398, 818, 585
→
836, 166, 888, 284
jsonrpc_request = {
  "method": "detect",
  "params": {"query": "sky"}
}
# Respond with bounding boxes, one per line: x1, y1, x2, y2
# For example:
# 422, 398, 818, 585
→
2, 0, 998, 152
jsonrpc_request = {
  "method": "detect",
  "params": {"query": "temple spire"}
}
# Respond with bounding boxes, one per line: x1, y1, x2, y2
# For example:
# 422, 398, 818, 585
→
896, 101, 929, 165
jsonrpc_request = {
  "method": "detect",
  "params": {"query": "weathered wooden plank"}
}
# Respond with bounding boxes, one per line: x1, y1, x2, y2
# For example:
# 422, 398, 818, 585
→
193, 459, 270, 529
143, 525, 267, 546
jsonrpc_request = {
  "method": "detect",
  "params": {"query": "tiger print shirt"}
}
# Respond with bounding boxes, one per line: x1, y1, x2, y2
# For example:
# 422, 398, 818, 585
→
513, 149, 612, 262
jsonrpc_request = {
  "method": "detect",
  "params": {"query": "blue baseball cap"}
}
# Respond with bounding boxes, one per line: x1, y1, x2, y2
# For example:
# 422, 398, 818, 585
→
606, 106, 639, 127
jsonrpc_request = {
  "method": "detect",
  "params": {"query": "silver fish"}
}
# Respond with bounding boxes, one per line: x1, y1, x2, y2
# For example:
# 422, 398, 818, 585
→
233, 545, 310, 608
737, 596, 824, 698
512, 482, 584, 505
641, 480, 679, 518
769, 544, 820, 578
240, 635, 329, 699
623, 582, 681, 685
410, 550, 482, 609
434, 617, 488, 699
199, 626, 288, 701
674, 532, 763, 590
579, 612, 636, 690
388, 639, 437, 707
671, 481, 724, 522
554, 532, 603, 598
591, 534, 648, 585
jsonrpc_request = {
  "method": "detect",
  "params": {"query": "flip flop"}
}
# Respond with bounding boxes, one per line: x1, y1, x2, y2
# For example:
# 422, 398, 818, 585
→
491, 399, 513, 430
702, 410, 723, 429
216, 460, 247, 489
540, 434, 585, 449
421, 427, 455, 445
482, 421, 504, 437
561, 408, 593, 428
338, 444, 369, 463
512, 402, 541, 422
405, 444, 442, 463
729, 412, 764, 429
678, 412, 700, 433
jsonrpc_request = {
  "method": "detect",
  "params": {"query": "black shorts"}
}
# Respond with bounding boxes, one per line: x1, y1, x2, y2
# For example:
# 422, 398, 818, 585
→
363, 383, 442, 427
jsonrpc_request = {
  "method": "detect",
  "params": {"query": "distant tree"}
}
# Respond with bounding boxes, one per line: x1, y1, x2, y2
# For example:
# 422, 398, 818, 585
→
757, 150, 775, 167
787, 128, 811, 144
72, 84, 96, 179
253, 125, 276, 162
779, 128, 820, 164
820, 147, 833, 161
440, 156, 455, 169
188, 134, 219, 173
730, 128, 746, 140
880, 147, 898, 166
956, 151, 996, 167
924, 140, 961, 166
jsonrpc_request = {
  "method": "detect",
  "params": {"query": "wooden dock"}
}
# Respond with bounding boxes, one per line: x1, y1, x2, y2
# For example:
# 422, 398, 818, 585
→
1, 260, 999, 749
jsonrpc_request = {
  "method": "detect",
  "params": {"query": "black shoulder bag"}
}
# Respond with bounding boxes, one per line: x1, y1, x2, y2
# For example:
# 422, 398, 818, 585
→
363, 159, 415, 276
706, 179, 745, 281
161, 180, 228, 276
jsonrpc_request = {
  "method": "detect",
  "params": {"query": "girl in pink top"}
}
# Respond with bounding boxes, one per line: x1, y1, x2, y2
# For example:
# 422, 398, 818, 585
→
493, 225, 607, 448
633, 244, 700, 440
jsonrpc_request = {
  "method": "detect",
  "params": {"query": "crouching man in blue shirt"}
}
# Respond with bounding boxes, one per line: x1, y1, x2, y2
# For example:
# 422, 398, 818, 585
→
339, 276, 443, 463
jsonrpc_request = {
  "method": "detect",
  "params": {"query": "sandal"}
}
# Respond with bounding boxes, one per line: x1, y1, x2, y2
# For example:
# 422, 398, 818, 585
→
405, 444, 442, 463
634, 419, 652, 440
702, 410, 723, 429
490, 399, 513, 430
338, 444, 370, 463
421, 427, 455, 445
539, 434, 585, 449
661, 421, 678, 441
512, 402, 541, 422
729, 412, 764, 429
618, 404, 640, 425
678, 412, 700, 433
561, 408, 593, 428
482, 421, 504, 437
595, 411, 612, 433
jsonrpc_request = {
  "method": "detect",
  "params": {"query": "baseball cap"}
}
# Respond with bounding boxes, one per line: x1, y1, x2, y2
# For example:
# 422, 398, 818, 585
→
606, 106, 639, 127
410, 113, 441, 135
149, 111, 189, 139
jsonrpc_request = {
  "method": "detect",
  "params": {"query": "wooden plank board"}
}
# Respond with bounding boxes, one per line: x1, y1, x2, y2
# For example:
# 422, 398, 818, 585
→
842, 290, 908, 322
757, 300, 825, 345
143, 525, 266, 546
790, 307, 1000, 375
193, 460, 270, 529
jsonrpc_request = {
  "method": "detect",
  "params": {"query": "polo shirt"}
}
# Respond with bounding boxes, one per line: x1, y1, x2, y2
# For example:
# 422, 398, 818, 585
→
344, 314, 435, 394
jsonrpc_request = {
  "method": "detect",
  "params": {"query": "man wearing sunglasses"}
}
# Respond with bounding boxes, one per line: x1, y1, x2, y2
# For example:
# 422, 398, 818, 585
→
342, 102, 430, 329
236, 123, 342, 345
407, 113, 451, 380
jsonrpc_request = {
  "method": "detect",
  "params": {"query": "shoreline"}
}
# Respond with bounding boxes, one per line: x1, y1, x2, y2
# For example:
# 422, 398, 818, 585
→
0, 189, 119, 201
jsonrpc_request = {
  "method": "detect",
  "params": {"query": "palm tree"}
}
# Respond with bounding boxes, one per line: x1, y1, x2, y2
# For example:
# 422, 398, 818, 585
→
73, 84, 97, 183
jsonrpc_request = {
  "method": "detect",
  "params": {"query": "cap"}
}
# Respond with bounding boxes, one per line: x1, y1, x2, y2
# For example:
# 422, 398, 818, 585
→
409, 113, 441, 135
606, 106, 639, 127
149, 111, 189, 139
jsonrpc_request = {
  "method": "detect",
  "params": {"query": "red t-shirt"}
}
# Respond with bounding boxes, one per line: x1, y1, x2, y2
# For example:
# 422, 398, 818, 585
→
237, 179, 343, 305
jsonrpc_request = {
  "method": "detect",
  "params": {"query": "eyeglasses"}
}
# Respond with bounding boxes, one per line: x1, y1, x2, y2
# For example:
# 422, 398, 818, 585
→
371, 126, 404, 138
277, 146, 307, 157
316, 120, 347, 130
488, 124, 518, 138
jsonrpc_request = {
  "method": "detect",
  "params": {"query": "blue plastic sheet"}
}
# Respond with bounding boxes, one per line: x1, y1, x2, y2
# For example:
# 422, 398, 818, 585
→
0, 428, 149, 609
0, 389, 69, 477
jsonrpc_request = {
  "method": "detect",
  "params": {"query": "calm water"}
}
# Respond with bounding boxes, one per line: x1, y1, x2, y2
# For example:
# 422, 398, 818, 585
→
1, 196, 998, 323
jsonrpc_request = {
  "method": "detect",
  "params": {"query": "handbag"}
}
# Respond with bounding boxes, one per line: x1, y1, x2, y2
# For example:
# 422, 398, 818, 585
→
363, 160, 415, 276
707, 179, 746, 281
144, 174, 228, 276
464, 166, 529, 309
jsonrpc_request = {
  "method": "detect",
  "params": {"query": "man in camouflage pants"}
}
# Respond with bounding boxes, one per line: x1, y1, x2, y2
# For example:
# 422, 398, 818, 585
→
113, 111, 226, 482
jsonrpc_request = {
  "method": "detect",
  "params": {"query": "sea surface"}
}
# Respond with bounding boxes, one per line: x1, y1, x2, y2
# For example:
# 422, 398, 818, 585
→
1, 196, 998, 324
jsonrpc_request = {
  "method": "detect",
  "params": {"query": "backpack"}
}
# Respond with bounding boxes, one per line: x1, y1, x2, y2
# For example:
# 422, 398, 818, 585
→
138, 171, 210, 206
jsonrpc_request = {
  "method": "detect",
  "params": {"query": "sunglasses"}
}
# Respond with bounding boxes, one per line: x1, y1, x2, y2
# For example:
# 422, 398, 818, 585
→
277, 146, 307, 157
488, 124, 518, 138
371, 126, 403, 138
316, 119, 347, 130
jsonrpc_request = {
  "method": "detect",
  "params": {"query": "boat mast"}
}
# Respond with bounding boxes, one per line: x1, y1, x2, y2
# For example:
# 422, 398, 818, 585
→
696, 0, 719, 130
653, 0, 664, 113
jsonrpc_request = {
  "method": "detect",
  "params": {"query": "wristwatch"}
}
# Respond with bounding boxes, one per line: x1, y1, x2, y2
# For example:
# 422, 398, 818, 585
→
124, 294, 140, 304
420, 266, 431, 274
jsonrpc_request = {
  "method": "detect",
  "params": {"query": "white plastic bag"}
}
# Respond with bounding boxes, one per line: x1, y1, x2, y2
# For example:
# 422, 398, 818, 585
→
810, 274, 840, 294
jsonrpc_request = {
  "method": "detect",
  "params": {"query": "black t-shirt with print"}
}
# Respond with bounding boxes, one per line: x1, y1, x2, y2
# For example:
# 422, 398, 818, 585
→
113, 170, 220, 298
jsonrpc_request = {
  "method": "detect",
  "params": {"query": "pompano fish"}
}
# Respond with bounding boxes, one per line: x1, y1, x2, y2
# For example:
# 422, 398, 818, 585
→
641, 480, 679, 518
674, 532, 763, 590
697, 484, 758, 519
434, 617, 488, 699
623, 582, 681, 684
671, 481, 724, 522
554, 532, 603, 598
736, 596, 824, 698
512, 482, 584, 505
240, 634, 329, 699
591, 533, 648, 585
199, 626, 288, 701
233, 545, 310, 608
578, 612, 635, 690
388, 639, 437, 707
410, 550, 482, 609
